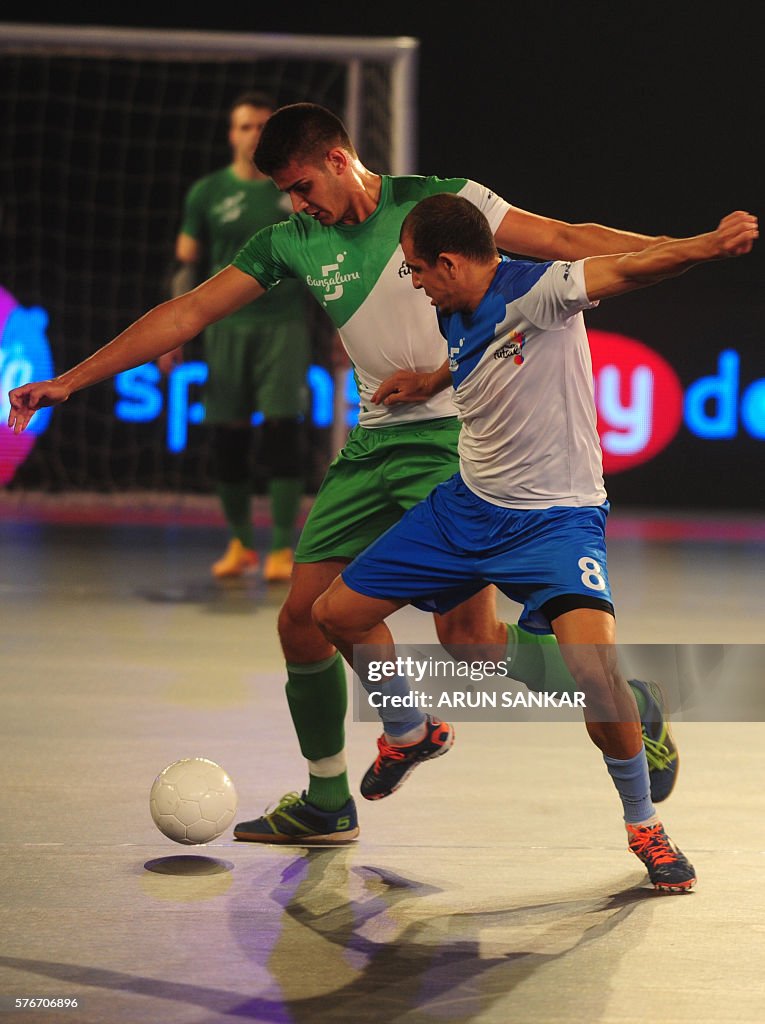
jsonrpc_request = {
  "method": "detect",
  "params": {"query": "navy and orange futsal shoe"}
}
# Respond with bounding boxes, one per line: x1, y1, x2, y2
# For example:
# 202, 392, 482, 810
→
361, 715, 455, 800
626, 821, 696, 892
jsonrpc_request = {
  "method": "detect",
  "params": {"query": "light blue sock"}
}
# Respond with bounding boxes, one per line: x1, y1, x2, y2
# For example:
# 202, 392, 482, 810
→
361, 673, 426, 737
604, 746, 656, 823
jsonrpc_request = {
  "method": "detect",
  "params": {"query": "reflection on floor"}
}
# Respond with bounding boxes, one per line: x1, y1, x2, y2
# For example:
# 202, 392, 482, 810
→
1, 498, 764, 1023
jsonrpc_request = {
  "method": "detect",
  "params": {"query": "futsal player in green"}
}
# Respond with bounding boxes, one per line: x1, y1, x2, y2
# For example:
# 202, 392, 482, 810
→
8, 103, 679, 843
159, 92, 312, 582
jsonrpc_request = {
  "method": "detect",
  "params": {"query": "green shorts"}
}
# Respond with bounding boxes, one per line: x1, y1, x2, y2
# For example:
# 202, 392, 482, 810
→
295, 417, 461, 563
203, 319, 310, 423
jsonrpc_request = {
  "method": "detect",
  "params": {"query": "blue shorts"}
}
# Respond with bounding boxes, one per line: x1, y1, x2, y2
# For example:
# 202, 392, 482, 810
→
341, 473, 613, 633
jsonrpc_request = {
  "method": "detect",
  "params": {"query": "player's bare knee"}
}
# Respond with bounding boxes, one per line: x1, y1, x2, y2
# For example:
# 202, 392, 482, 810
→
572, 665, 632, 720
311, 591, 344, 643
277, 593, 314, 646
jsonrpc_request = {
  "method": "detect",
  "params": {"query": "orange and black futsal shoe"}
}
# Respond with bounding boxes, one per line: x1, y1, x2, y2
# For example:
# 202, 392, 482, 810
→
360, 715, 455, 800
627, 821, 696, 892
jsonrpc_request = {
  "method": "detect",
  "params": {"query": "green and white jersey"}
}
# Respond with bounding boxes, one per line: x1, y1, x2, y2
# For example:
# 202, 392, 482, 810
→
181, 166, 307, 325
233, 175, 512, 426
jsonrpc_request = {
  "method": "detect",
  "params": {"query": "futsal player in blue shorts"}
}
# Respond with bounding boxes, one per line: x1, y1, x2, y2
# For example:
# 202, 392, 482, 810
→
4, 104, 735, 844
313, 194, 758, 891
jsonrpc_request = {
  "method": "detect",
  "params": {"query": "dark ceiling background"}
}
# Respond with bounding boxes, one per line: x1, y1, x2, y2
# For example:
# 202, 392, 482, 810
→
2, 2, 761, 239
2, 3, 762, 507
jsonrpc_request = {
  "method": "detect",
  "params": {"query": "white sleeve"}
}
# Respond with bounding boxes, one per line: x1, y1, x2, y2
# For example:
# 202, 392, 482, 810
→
516, 260, 599, 330
457, 179, 513, 234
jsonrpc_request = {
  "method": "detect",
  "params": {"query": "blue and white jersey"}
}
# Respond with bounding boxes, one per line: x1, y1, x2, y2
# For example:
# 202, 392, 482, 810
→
440, 256, 606, 509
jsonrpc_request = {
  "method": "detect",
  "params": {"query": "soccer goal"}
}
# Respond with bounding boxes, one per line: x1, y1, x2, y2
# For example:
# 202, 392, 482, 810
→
0, 23, 419, 494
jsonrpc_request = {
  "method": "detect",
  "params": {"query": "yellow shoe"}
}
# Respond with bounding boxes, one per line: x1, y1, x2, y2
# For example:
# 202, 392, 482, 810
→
212, 539, 259, 579
263, 547, 294, 582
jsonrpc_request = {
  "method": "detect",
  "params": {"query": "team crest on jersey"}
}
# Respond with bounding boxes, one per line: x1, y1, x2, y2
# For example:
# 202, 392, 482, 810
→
493, 330, 526, 365
305, 252, 361, 305
213, 191, 246, 224
448, 336, 466, 371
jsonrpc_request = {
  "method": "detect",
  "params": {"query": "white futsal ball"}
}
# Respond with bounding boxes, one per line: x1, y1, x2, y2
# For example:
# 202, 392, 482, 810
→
149, 757, 238, 845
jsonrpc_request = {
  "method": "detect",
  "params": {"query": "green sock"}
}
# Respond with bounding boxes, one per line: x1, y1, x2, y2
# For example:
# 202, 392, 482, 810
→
507, 624, 648, 714
307, 772, 351, 810
506, 623, 578, 695
285, 653, 350, 810
269, 477, 303, 550
216, 480, 254, 549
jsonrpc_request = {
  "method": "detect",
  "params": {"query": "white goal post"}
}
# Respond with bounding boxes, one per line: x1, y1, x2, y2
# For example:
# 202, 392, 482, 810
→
0, 23, 419, 174
0, 23, 419, 492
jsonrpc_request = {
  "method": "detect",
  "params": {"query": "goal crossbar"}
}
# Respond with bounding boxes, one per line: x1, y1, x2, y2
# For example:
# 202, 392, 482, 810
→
0, 22, 419, 173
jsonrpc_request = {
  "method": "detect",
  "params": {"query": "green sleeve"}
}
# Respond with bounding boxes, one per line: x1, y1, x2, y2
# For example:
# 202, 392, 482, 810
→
232, 221, 294, 290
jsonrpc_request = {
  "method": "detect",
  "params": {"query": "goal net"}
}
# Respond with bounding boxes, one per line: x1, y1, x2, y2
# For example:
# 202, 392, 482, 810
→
0, 23, 418, 495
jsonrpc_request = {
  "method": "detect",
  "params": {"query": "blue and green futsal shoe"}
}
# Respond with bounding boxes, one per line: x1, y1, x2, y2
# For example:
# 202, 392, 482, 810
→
234, 792, 359, 844
629, 678, 679, 803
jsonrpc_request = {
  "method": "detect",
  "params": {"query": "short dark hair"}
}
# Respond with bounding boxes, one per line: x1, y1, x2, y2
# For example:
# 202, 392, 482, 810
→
401, 193, 498, 265
254, 102, 356, 175
228, 91, 277, 117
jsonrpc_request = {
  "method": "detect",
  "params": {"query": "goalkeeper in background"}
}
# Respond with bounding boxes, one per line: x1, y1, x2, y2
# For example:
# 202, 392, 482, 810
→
159, 92, 312, 582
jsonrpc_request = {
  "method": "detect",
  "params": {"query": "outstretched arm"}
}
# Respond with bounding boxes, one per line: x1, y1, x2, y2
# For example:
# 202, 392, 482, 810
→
582, 210, 758, 300
7, 266, 265, 433
495, 206, 674, 260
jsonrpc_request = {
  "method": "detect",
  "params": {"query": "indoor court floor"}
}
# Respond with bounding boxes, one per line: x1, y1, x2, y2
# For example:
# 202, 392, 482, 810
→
1, 494, 764, 1024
